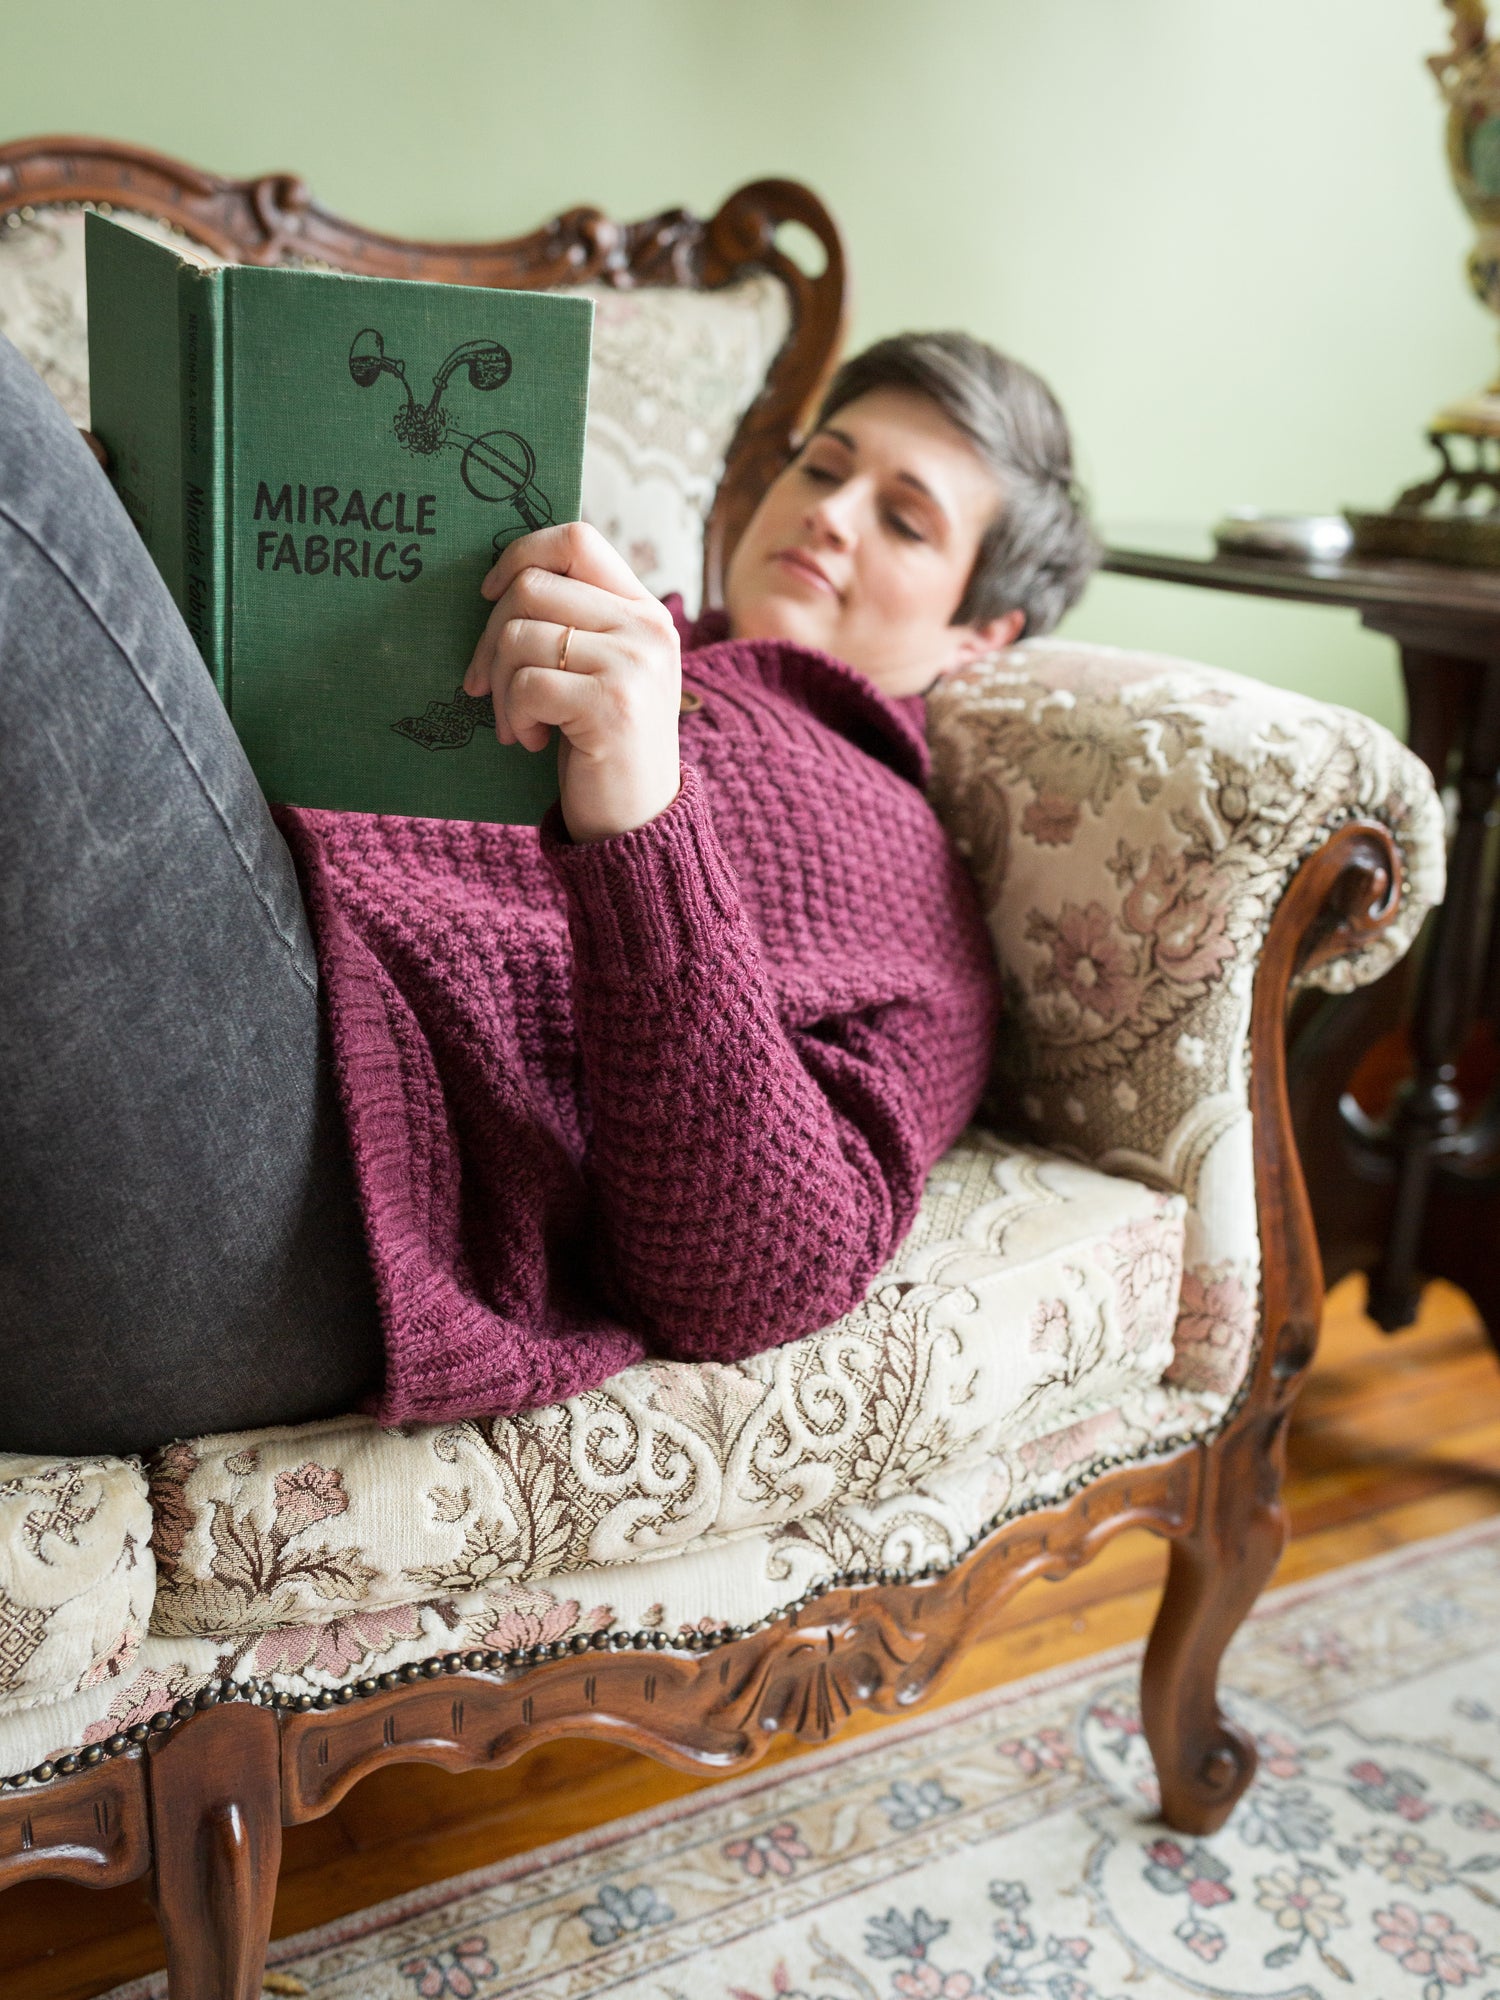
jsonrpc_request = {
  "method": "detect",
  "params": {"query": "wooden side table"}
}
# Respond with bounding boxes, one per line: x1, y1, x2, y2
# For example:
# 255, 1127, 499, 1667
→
1104, 530, 1500, 1348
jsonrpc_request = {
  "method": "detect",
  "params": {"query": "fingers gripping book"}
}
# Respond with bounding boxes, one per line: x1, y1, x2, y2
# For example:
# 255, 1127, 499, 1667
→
85, 212, 593, 823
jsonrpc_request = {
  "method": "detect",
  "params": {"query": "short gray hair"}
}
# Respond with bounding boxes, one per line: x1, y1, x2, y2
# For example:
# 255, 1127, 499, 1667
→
813, 331, 1099, 637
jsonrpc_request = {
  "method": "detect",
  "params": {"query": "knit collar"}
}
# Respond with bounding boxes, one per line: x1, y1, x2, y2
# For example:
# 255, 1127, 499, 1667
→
668, 599, 931, 790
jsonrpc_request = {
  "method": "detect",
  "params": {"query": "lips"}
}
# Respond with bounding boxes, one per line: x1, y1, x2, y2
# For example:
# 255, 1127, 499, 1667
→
771, 547, 839, 597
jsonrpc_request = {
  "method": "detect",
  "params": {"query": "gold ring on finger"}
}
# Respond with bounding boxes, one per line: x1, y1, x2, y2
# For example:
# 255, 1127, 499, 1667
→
557, 625, 574, 672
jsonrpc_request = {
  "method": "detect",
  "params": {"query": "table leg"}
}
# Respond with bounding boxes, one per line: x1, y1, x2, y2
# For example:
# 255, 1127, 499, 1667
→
1366, 651, 1500, 1330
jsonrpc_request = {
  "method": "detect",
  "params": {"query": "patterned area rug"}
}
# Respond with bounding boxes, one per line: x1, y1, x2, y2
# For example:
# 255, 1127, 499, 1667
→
109, 1520, 1500, 2000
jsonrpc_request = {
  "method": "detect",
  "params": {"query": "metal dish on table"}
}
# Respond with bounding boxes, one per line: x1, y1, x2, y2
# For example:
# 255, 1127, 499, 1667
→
1211, 511, 1354, 563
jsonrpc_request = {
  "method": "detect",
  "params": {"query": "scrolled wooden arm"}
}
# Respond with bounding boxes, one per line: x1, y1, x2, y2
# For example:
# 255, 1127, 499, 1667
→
1248, 819, 1404, 1412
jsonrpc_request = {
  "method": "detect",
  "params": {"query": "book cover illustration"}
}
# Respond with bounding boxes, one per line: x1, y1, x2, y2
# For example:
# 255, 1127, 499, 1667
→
348, 327, 556, 754
86, 212, 593, 825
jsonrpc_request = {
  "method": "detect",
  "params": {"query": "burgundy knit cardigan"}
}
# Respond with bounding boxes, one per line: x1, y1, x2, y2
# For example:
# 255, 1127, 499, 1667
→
278, 603, 1002, 1426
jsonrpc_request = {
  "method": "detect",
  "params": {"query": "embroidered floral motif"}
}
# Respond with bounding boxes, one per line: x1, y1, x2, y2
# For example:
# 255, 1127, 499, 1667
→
1169, 1266, 1256, 1396
1347, 1759, 1435, 1823
879, 1778, 962, 1830
478, 1592, 612, 1654
1237, 1783, 1333, 1854
574, 1880, 675, 1947
252, 1604, 424, 1678
1142, 1837, 1235, 1910
1353, 1829, 1456, 1893
272, 1463, 349, 1530
1173, 1913, 1228, 1963
1254, 1864, 1352, 1979
397, 1935, 497, 1998
724, 1822, 812, 1879
1027, 902, 1142, 1028
1373, 1901, 1492, 1991
996, 1726, 1072, 1778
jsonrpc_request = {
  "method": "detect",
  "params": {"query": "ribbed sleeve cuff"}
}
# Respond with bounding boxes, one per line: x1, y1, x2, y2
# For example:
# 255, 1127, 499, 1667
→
538, 763, 746, 983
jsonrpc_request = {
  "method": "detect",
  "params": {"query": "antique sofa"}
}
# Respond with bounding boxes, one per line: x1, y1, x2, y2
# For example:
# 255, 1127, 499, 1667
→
0, 137, 1445, 2000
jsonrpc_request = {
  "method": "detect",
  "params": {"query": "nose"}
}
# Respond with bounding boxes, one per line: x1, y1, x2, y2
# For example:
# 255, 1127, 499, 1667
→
804, 479, 861, 549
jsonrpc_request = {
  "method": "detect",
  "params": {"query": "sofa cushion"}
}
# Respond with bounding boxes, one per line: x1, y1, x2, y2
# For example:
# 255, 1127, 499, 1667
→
0, 1453, 153, 1722
0, 204, 788, 612
145, 1129, 1184, 1640
0, 1369, 1218, 1782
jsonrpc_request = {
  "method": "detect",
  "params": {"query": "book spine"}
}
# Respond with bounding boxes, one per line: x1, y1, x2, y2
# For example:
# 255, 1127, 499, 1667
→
178, 266, 228, 704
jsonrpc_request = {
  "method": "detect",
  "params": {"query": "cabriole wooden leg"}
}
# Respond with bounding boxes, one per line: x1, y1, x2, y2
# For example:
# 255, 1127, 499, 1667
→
148, 1703, 282, 2000
1140, 1424, 1286, 1835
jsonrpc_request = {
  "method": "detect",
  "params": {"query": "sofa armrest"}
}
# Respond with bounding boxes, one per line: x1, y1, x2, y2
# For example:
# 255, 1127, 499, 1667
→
925, 635, 1443, 1398
0, 1450, 153, 1720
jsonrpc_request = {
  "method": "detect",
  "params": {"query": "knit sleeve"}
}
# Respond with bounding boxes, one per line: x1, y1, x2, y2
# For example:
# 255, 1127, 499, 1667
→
540, 762, 999, 1363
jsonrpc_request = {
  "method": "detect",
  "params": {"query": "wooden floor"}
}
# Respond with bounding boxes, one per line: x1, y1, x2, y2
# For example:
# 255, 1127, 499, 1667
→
5, 1275, 1500, 1999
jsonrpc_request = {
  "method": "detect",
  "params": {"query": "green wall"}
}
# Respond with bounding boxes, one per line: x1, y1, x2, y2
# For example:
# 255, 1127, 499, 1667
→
4, 0, 1491, 732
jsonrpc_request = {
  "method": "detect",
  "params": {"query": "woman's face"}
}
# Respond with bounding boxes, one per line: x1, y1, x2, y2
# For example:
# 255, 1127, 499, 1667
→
723, 386, 1023, 698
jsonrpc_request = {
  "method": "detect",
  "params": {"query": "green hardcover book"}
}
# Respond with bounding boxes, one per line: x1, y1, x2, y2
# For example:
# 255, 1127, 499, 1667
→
85, 211, 593, 824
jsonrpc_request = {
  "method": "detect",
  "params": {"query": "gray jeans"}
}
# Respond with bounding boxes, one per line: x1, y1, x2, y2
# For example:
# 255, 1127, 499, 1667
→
0, 334, 382, 1456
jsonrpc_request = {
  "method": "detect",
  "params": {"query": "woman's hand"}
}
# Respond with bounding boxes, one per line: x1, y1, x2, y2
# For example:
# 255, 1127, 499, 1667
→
463, 523, 681, 845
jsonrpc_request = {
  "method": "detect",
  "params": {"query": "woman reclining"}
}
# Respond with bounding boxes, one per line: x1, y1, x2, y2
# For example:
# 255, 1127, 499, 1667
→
0, 329, 1096, 1454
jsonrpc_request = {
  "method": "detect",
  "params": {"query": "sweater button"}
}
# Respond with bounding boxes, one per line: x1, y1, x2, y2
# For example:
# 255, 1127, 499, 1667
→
679, 690, 703, 714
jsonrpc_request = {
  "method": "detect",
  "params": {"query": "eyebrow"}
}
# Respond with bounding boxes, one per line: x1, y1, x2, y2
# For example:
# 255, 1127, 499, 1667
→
818, 425, 949, 519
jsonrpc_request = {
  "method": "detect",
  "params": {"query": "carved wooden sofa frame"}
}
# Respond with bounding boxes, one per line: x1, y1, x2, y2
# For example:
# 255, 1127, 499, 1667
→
0, 138, 1407, 2000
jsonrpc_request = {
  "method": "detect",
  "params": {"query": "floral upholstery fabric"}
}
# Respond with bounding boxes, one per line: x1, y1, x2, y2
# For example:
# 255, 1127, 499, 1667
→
0, 1375, 1220, 1783
926, 638, 1445, 1399
559, 276, 788, 611
0, 204, 789, 611
146, 1135, 1184, 1638
0, 1455, 152, 1721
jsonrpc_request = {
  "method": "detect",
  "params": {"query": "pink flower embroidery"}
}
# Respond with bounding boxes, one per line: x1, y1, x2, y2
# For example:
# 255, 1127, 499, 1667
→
81, 1666, 198, 1743
1028, 1298, 1072, 1357
1020, 792, 1081, 846
1348, 1759, 1434, 1823
1175, 1914, 1228, 1962
1373, 1903, 1485, 1985
729, 1966, 795, 2000
272, 1463, 349, 1531
398, 1935, 497, 1998
1040, 903, 1140, 1024
1287, 1627, 1350, 1672
1171, 1267, 1255, 1394
1146, 1837, 1234, 1908
1018, 1407, 1125, 1478
997, 1726, 1071, 1777
481, 1597, 583, 1653
893, 1968, 977, 1999
1088, 1699, 1142, 1739
1123, 847, 1234, 986
723, 1820, 811, 1879
1098, 1214, 1180, 1353
79, 1627, 141, 1690
253, 1603, 424, 1677
1256, 1730, 1304, 1780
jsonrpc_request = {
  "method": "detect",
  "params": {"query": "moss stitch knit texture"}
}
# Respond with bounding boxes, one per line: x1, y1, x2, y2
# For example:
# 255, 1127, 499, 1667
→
277, 604, 1002, 1425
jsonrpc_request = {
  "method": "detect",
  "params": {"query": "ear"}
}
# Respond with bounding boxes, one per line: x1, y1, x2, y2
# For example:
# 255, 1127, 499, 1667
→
934, 607, 1025, 678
